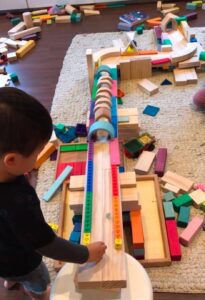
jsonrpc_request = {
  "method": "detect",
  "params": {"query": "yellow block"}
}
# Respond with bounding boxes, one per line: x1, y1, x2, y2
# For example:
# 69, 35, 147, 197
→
82, 233, 91, 245
34, 142, 56, 169
48, 223, 59, 232
115, 238, 122, 250
16, 40, 36, 58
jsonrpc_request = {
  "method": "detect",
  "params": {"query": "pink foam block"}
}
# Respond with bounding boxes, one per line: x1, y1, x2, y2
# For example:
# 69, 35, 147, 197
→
111, 80, 117, 97
179, 216, 204, 246
109, 138, 120, 165
165, 219, 182, 261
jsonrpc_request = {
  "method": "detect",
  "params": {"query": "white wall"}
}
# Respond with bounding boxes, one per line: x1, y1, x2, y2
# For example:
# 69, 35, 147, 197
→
0, 0, 27, 10
27, 0, 124, 8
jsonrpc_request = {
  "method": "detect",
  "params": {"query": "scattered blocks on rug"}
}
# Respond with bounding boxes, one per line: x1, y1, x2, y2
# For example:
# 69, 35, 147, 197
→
143, 105, 160, 117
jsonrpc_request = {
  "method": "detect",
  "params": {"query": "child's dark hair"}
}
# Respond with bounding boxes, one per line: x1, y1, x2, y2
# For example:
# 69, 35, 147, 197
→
0, 87, 53, 157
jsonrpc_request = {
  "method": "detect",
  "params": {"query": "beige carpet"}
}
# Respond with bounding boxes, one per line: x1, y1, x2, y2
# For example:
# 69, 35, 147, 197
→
36, 29, 205, 293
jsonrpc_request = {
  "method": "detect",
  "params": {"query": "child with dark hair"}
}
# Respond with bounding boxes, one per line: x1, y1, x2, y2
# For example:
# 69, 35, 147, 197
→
0, 87, 106, 300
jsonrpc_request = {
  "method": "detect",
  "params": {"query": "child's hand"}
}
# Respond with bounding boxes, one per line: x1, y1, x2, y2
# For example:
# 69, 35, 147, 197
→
86, 241, 107, 263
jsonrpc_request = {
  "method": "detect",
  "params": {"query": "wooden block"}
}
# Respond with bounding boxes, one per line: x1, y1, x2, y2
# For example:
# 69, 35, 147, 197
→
69, 175, 85, 191
121, 188, 139, 211
162, 182, 180, 195
161, 44, 172, 52
160, 12, 178, 32
34, 142, 56, 169
16, 40, 35, 58
8, 22, 26, 36
137, 78, 158, 96
161, 7, 180, 15
33, 19, 42, 26
177, 206, 190, 228
84, 10, 100, 16
179, 216, 204, 246
10, 27, 41, 40
172, 194, 192, 212
55, 16, 71, 23
161, 170, 194, 193
120, 60, 130, 80
163, 191, 175, 202
119, 172, 136, 188
163, 201, 175, 219
0, 48, 8, 55
154, 148, 167, 177
189, 189, 205, 208
130, 57, 152, 79
31, 9, 48, 16
134, 151, 156, 175
23, 12, 33, 28
4, 38, 19, 49
171, 43, 197, 64
157, 1, 162, 10
161, 3, 176, 9
79, 5, 95, 11
7, 52, 17, 62
130, 210, 144, 249
165, 219, 182, 260
65, 4, 78, 14
178, 56, 200, 69
43, 165, 72, 202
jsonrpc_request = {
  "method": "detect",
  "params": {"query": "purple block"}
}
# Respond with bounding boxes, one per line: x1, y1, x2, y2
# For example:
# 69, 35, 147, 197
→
154, 148, 167, 177
75, 123, 87, 137
153, 25, 162, 39
184, 12, 197, 21
22, 33, 41, 41
117, 22, 132, 31
50, 149, 57, 161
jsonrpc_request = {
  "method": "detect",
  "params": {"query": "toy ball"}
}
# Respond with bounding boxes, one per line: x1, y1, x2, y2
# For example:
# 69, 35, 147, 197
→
193, 88, 205, 109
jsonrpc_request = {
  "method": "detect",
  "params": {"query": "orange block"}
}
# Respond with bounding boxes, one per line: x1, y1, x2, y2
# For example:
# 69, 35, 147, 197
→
130, 210, 144, 248
34, 142, 56, 169
117, 88, 125, 98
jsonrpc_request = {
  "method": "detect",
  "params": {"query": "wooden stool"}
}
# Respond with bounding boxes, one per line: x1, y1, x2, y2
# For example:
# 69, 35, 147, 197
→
50, 253, 153, 300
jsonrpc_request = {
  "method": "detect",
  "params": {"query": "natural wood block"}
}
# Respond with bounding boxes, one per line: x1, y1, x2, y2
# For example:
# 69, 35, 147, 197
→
161, 170, 194, 193
8, 22, 26, 36
137, 78, 159, 96
84, 9, 100, 16
162, 182, 180, 195
120, 60, 130, 80
134, 151, 156, 174
178, 56, 200, 69
161, 7, 180, 15
119, 172, 136, 188
31, 9, 48, 15
130, 57, 152, 79
69, 175, 85, 191
189, 189, 205, 208
55, 16, 71, 23
173, 68, 198, 86
23, 12, 33, 28
7, 52, 17, 62
10, 26, 41, 40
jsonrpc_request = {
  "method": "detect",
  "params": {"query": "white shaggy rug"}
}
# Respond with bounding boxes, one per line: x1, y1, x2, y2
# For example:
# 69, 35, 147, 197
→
36, 29, 205, 293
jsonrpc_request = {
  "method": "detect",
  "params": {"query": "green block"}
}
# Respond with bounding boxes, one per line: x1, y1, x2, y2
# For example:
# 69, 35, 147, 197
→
124, 139, 144, 155
175, 16, 187, 24
56, 123, 65, 132
172, 194, 192, 212
177, 206, 190, 228
75, 144, 88, 151
71, 12, 82, 23
91, 78, 98, 100
163, 39, 172, 45
164, 191, 175, 202
200, 201, 205, 212
140, 23, 145, 29
117, 97, 123, 105
136, 26, 143, 35
47, 19, 53, 25
10, 73, 18, 83
199, 51, 205, 61
11, 17, 21, 26
163, 202, 175, 219
60, 144, 76, 152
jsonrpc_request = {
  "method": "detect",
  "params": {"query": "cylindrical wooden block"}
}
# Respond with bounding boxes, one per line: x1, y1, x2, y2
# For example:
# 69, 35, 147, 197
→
94, 103, 111, 113
95, 98, 112, 107
95, 107, 111, 122
95, 91, 111, 101
23, 12, 33, 28
97, 86, 112, 97
97, 78, 113, 89
65, 4, 77, 15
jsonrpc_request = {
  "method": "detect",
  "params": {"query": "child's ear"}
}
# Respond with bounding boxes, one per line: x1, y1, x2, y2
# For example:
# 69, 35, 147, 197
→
3, 153, 18, 168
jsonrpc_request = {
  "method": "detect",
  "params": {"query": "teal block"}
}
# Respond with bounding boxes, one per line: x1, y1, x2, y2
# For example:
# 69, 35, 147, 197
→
11, 17, 22, 26
163, 202, 175, 219
199, 51, 205, 61
164, 191, 175, 202
172, 194, 192, 212
43, 165, 72, 201
10, 73, 19, 83
177, 206, 190, 228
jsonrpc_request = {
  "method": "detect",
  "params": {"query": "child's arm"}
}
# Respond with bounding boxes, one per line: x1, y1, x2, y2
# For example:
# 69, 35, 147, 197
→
37, 236, 106, 264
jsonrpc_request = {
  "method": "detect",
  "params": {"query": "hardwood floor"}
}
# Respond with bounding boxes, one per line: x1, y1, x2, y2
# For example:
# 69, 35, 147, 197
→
0, 2, 204, 299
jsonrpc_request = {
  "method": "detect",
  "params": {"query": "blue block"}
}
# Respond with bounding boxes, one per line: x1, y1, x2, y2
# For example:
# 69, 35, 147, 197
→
72, 215, 82, 224
119, 166, 125, 173
161, 79, 172, 86
143, 105, 160, 117
190, 37, 197, 43
74, 222, 82, 232
69, 231, 81, 243
43, 165, 72, 201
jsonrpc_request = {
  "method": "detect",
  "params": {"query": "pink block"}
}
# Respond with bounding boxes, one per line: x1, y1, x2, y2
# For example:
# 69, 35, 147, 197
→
179, 216, 204, 246
111, 80, 117, 97
109, 138, 120, 165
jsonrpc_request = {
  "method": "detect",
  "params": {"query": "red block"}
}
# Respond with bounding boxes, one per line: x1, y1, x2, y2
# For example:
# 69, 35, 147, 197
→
152, 58, 171, 65
165, 219, 182, 261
